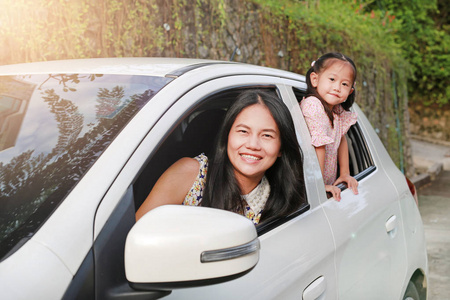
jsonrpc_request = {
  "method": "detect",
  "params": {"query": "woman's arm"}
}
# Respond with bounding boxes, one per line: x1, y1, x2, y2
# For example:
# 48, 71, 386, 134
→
334, 136, 358, 194
135, 157, 200, 221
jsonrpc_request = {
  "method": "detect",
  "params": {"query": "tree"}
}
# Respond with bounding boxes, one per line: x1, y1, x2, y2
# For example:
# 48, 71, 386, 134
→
364, 0, 450, 106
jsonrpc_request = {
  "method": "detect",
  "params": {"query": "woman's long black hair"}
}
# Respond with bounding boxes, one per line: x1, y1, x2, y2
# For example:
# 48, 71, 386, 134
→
201, 89, 306, 222
305, 52, 357, 127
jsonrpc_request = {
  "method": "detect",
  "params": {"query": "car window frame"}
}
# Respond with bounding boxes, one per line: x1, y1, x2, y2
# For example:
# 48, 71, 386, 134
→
132, 84, 310, 234
93, 75, 315, 258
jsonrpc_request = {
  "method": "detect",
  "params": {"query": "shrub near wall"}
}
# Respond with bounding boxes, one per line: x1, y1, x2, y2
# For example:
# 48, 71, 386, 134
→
252, 0, 413, 174
0, 0, 414, 175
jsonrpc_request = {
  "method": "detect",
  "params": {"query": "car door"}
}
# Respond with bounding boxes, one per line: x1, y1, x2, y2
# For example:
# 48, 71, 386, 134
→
291, 86, 408, 299
93, 75, 338, 300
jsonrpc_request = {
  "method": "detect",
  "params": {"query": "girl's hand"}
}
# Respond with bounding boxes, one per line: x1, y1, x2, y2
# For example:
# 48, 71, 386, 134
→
325, 184, 342, 201
334, 174, 359, 195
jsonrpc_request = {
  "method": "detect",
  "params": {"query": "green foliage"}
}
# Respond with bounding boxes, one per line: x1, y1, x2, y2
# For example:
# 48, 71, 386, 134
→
251, 0, 414, 167
362, 0, 449, 106
0, 0, 446, 169
252, 0, 406, 79
248, 0, 448, 168
0, 0, 92, 62
0, 0, 232, 62
252, 0, 449, 107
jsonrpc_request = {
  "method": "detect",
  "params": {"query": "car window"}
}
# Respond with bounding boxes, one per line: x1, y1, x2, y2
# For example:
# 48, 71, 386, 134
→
133, 86, 309, 233
293, 87, 376, 189
345, 123, 376, 179
0, 74, 172, 259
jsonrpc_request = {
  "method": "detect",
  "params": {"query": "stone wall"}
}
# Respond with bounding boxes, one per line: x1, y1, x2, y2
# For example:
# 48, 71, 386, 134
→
164, 0, 416, 176
409, 104, 450, 142
0, 0, 416, 176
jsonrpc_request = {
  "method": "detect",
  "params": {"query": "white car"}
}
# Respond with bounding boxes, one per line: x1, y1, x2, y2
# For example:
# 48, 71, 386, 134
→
0, 58, 427, 300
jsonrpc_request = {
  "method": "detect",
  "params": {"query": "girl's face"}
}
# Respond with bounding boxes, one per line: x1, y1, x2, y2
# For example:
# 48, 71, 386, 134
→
310, 60, 354, 109
227, 104, 281, 189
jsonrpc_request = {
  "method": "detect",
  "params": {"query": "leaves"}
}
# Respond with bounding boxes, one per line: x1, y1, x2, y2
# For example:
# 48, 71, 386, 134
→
362, 0, 449, 106
0, 0, 446, 105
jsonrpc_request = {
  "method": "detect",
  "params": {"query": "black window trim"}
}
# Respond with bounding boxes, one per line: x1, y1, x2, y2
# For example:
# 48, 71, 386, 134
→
256, 203, 310, 236
336, 123, 376, 192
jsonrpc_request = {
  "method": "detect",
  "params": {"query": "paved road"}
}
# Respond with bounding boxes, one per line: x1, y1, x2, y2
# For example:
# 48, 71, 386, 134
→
417, 170, 450, 300
411, 139, 450, 172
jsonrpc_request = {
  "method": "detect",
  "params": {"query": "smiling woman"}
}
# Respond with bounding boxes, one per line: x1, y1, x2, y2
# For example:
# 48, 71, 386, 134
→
226, 104, 281, 194
135, 89, 307, 224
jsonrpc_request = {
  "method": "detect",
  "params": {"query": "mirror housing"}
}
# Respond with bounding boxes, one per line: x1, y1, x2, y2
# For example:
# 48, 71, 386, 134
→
125, 205, 259, 291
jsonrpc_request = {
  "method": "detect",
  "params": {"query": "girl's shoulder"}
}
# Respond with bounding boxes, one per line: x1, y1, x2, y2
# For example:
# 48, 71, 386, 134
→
335, 104, 357, 118
300, 96, 326, 115
301, 95, 322, 106
335, 105, 357, 129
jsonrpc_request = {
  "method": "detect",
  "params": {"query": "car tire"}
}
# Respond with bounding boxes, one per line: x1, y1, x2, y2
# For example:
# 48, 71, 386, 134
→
403, 281, 420, 300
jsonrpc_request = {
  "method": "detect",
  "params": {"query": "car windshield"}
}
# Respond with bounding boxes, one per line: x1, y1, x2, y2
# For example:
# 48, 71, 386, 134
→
0, 74, 172, 258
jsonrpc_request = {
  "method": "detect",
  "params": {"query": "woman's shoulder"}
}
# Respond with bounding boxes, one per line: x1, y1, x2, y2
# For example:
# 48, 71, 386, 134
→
170, 155, 206, 176
193, 153, 208, 165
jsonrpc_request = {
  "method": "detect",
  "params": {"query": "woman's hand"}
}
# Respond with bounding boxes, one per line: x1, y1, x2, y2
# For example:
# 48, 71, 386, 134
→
334, 174, 359, 195
325, 184, 342, 201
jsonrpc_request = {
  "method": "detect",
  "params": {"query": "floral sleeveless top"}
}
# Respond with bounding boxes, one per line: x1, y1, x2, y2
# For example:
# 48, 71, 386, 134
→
182, 153, 270, 225
182, 153, 208, 207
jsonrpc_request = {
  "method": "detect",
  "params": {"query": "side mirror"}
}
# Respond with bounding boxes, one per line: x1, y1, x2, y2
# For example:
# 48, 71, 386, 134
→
125, 205, 259, 291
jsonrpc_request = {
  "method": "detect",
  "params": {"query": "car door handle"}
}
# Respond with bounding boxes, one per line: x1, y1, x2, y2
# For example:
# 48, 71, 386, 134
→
303, 276, 326, 300
385, 215, 398, 236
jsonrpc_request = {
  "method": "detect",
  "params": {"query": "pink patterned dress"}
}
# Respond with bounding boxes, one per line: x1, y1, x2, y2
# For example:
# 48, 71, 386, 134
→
300, 96, 357, 185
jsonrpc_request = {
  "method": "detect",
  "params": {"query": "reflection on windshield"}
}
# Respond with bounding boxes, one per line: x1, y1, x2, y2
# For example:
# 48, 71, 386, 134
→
0, 77, 35, 152
0, 74, 172, 258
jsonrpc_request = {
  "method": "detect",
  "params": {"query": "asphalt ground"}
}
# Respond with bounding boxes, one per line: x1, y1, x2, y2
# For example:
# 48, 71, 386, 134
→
417, 170, 450, 300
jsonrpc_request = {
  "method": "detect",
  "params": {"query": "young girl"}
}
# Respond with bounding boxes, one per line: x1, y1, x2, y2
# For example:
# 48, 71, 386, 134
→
300, 52, 359, 201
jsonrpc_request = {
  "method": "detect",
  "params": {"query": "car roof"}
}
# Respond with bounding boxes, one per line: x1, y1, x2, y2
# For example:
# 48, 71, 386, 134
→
0, 57, 221, 76
0, 57, 305, 81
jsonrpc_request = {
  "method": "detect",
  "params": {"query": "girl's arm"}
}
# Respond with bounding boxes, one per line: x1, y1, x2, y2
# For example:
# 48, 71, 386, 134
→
135, 157, 200, 221
315, 146, 342, 201
334, 136, 359, 194
315, 145, 326, 176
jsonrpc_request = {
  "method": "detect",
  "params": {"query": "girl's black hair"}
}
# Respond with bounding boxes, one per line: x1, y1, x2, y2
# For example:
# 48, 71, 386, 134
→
305, 52, 357, 126
202, 89, 306, 223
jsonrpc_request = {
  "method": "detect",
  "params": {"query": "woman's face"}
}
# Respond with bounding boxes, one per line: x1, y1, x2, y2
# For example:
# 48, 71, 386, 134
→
227, 104, 281, 188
